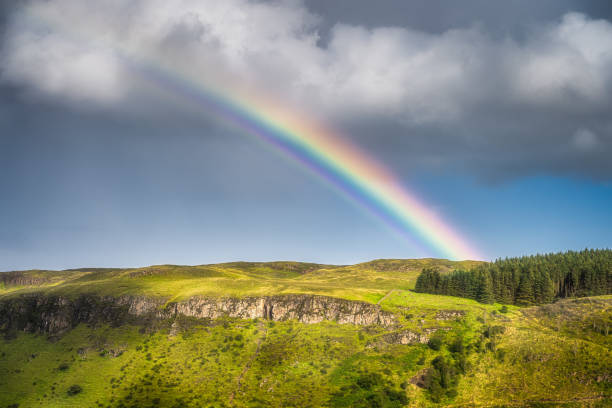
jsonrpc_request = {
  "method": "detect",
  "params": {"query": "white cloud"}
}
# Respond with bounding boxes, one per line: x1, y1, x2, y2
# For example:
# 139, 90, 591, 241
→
512, 13, 612, 106
2, 0, 611, 121
1, 16, 122, 103
1, 0, 612, 179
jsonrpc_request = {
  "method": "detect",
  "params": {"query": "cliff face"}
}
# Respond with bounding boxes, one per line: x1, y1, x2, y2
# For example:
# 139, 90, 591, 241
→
0, 294, 396, 335
170, 295, 395, 326
0, 295, 148, 335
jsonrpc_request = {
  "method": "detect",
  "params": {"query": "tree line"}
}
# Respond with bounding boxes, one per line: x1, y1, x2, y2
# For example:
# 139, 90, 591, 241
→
414, 249, 612, 305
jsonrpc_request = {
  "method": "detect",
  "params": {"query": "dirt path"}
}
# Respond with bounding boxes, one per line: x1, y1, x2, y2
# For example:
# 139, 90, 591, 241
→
229, 321, 268, 405
377, 289, 398, 305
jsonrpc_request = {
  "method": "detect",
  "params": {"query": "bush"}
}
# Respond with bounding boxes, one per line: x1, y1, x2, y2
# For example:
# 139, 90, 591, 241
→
384, 387, 408, 404
455, 353, 468, 373
67, 384, 83, 396
58, 363, 70, 371
449, 337, 464, 354
331, 372, 408, 408
356, 372, 383, 390
424, 356, 460, 403
500, 305, 509, 313
427, 337, 442, 351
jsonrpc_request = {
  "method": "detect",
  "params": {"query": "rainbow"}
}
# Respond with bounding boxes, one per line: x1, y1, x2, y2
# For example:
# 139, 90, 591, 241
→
138, 63, 481, 260
21, 7, 482, 261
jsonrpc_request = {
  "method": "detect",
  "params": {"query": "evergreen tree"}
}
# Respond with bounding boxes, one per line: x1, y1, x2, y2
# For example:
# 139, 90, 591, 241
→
515, 272, 535, 305
414, 249, 612, 305
475, 271, 494, 304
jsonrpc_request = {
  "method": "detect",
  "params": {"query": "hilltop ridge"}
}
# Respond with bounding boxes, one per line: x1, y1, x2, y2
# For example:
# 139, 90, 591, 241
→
0, 258, 485, 304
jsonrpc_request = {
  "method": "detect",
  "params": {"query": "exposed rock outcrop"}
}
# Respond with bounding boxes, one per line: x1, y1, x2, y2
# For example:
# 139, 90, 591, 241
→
0, 293, 396, 336
434, 310, 466, 321
170, 295, 395, 326
377, 326, 453, 346
381, 329, 429, 345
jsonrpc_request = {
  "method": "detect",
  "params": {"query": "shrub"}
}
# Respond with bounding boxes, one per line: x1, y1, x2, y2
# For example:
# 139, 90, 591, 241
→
455, 353, 468, 373
500, 305, 509, 313
424, 356, 460, 402
58, 363, 70, 371
356, 372, 383, 390
427, 337, 442, 351
384, 387, 408, 404
67, 384, 83, 396
449, 337, 464, 354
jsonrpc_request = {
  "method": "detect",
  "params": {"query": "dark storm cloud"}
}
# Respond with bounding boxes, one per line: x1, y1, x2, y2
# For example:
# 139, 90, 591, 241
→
305, 0, 612, 37
1, 0, 612, 182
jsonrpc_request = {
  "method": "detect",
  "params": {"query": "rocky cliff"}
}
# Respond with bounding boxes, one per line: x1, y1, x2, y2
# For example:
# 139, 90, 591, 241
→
0, 293, 396, 335
170, 295, 395, 326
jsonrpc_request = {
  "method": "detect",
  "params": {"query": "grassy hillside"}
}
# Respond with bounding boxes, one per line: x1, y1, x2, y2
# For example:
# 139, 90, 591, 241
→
0, 258, 481, 303
0, 260, 610, 407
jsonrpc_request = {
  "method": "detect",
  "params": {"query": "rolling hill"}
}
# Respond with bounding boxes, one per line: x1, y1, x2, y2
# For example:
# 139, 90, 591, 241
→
0, 258, 609, 407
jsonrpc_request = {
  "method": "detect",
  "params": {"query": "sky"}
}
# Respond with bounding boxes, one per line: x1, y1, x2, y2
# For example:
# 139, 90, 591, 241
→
1, 0, 611, 270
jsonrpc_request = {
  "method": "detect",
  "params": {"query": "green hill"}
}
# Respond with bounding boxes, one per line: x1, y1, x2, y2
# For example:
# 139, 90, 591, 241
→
0, 259, 609, 407
0, 258, 481, 303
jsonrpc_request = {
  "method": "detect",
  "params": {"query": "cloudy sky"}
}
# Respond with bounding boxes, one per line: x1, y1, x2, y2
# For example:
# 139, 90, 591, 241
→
1, 0, 611, 270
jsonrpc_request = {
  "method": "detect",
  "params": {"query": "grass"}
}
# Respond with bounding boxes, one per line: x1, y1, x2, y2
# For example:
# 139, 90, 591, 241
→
0, 259, 481, 303
0, 319, 427, 407
0, 260, 610, 407
457, 297, 612, 407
